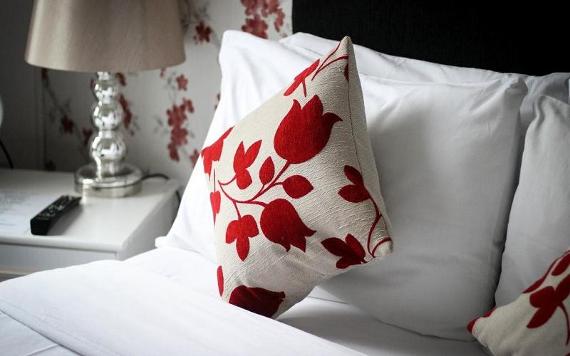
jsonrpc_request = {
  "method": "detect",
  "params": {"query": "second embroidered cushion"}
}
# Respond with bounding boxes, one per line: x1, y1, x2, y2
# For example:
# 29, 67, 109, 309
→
202, 37, 392, 317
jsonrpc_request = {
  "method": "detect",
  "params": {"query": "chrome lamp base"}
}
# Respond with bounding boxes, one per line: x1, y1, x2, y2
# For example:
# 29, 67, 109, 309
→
77, 71, 142, 198
75, 163, 142, 198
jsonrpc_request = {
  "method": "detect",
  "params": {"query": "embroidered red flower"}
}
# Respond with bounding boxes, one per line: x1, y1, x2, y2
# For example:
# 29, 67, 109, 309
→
233, 140, 262, 189
527, 274, 570, 344
339, 165, 371, 203
202, 127, 233, 176
322, 234, 366, 269
226, 215, 259, 261
274, 95, 341, 164
260, 199, 315, 252
284, 59, 319, 97
229, 285, 285, 317
217, 266, 224, 296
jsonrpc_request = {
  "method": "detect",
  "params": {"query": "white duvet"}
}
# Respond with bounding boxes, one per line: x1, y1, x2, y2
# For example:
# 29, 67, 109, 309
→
0, 251, 359, 356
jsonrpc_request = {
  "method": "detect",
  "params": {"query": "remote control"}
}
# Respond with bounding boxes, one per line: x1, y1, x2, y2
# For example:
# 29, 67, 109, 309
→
30, 195, 81, 235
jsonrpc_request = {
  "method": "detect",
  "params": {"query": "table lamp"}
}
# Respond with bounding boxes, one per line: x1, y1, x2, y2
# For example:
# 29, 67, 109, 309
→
25, 0, 185, 197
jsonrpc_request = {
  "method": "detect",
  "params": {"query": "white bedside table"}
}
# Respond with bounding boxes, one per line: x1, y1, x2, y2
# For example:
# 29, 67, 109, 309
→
0, 169, 179, 280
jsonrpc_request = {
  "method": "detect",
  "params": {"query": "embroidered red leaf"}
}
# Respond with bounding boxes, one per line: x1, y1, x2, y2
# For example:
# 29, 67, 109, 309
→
322, 234, 366, 269
284, 59, 319, 97
228, 285, 285, 318
282, 175, 313, 199
201, 127, 233, 176
260, 199, 315, 252
553, 252, 570, 276
339, 166, 370, 203
527, 274, 570, 339
209, 191, 221, 222
217, 266, 224, 296
225, 215, 259, 261
528, 287, 558, 328
274, 95, 341, 164
233, 140, 262, 189
234, 142, 246, 170
339, 185, 370, 203
259, 157, 275, 185
243, 140, 262, 166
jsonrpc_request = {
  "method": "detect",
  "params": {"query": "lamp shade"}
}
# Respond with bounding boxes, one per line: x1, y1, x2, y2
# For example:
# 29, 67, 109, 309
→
25, 0, 185, 72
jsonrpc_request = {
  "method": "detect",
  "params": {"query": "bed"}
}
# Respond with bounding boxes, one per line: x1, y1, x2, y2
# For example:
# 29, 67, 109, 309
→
1, 2, 567, 355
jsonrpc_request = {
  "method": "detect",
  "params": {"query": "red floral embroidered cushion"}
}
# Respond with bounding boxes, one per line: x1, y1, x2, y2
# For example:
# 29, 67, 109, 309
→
202, 37, 392, 318
469, 249, 570, 355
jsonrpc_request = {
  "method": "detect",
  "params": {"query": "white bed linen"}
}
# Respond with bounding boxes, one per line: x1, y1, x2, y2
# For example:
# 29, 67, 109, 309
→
0, 311, 76, 356
0, 247, 485, 355
127, 247, 487, 355
0, 249, 359, 356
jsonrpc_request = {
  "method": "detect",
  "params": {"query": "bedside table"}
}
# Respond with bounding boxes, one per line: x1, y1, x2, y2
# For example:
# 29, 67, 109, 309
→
0, 169, 179, 280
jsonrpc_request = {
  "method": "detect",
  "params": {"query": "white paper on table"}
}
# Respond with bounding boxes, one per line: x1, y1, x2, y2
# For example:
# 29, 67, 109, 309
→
0, 190, 59, 235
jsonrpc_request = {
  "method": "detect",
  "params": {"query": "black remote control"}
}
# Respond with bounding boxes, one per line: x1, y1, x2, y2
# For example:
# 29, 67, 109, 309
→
30, 195, 81, 235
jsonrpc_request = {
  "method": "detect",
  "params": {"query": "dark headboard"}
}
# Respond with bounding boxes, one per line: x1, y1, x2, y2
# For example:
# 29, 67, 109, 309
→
292, 1, 568, 75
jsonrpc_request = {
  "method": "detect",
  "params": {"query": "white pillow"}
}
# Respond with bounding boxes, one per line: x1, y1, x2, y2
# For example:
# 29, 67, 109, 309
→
280, 32, 570, 130
322, 75, 526, 340
495, 96, 570, 306
163, 31, 527, 340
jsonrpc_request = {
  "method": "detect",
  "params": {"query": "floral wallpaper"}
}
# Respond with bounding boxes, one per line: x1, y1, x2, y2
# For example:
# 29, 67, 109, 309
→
41, 0, 292, 187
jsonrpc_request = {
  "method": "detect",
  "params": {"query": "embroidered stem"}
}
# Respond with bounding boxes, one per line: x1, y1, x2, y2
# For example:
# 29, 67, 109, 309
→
365, 196, 391, 258
217, 161, 290, 218
218, 182, 241, 219
218, 176, 236, 186
312, 56, 349, 80
311, 41, 342, 80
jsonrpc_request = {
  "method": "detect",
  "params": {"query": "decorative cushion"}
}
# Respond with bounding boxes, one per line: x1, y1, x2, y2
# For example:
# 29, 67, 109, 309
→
495, 96, 570, 306
470, 249, 570, 356
202, 37, 392, 317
